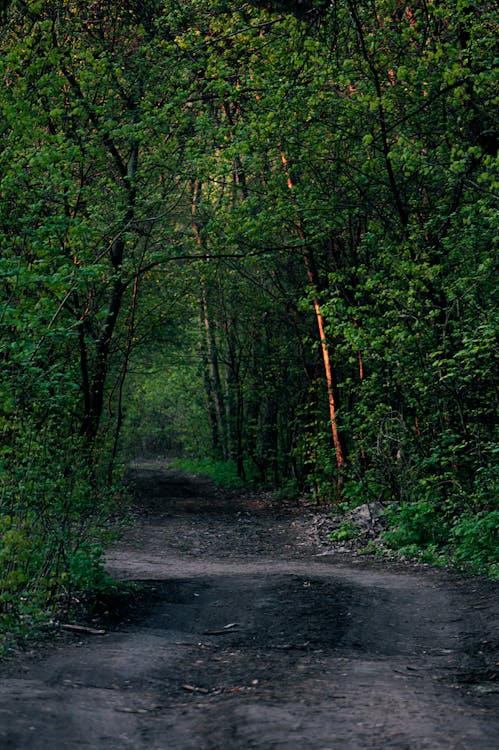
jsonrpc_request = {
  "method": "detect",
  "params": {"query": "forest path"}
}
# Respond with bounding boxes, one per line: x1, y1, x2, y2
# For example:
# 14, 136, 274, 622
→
1, 461, 498, 749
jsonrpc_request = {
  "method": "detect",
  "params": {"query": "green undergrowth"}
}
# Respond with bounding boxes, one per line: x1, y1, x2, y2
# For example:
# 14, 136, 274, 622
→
328, 520, 359, 543
319, 477, 498, 579
381, 502, 499, 578
327, 514, 499, 579
342, 504, 496, 579
309, 454, 499, 579
0, 447, 131, 657
169, 457, 248, 489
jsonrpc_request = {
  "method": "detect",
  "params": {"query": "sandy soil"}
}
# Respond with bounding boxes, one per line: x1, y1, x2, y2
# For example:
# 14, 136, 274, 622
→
0, 460, 498, 749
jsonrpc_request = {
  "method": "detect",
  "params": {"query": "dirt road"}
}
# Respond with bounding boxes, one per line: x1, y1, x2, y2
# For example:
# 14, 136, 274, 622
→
1, 462, 498, 749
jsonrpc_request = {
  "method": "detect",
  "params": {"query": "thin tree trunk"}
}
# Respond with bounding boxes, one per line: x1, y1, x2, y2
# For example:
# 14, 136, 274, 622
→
191, 180, 229, 459
280, 151, 345, 492
200, 290, 229, 459
199, 304, 223, 459
225, 329, 246, 479
108, 244, 145, 476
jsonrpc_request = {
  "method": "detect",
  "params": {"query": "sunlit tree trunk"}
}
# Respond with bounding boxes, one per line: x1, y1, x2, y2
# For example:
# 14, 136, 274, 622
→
280, 152, 345, 493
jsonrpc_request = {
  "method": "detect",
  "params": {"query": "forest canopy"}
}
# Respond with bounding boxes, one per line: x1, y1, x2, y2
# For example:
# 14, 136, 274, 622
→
0, 0, 497, 638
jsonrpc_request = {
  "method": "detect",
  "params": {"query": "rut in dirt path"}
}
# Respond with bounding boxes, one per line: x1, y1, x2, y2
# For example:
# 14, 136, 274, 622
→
0, 461, 498, 750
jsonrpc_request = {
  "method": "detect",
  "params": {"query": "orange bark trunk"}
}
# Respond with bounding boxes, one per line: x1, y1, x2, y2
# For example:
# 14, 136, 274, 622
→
281, 152, 345, 487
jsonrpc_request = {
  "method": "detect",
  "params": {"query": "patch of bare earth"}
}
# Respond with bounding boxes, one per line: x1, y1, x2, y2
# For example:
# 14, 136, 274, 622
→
0, 460, 498, 749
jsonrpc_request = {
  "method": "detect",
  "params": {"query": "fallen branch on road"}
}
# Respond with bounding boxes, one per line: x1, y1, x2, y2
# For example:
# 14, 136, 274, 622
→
59, 623, 107, 635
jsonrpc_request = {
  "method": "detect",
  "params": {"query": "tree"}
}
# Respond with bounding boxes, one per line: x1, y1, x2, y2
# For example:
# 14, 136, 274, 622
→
0, 0, 201, 623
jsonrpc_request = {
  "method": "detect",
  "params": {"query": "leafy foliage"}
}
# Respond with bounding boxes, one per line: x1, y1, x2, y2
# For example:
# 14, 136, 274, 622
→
0, 0, 497, 654
169, 458, 247, 490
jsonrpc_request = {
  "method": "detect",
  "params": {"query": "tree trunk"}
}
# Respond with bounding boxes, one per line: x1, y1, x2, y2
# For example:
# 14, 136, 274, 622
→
80, 138, 138, 441
191, 180, 229, 459
200, 290, 229, 459
280, 151, 345, 494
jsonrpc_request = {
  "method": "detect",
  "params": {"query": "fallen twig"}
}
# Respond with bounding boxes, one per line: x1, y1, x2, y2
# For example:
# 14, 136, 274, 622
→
181, 684, 210, 694
60, 623, 107, 635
